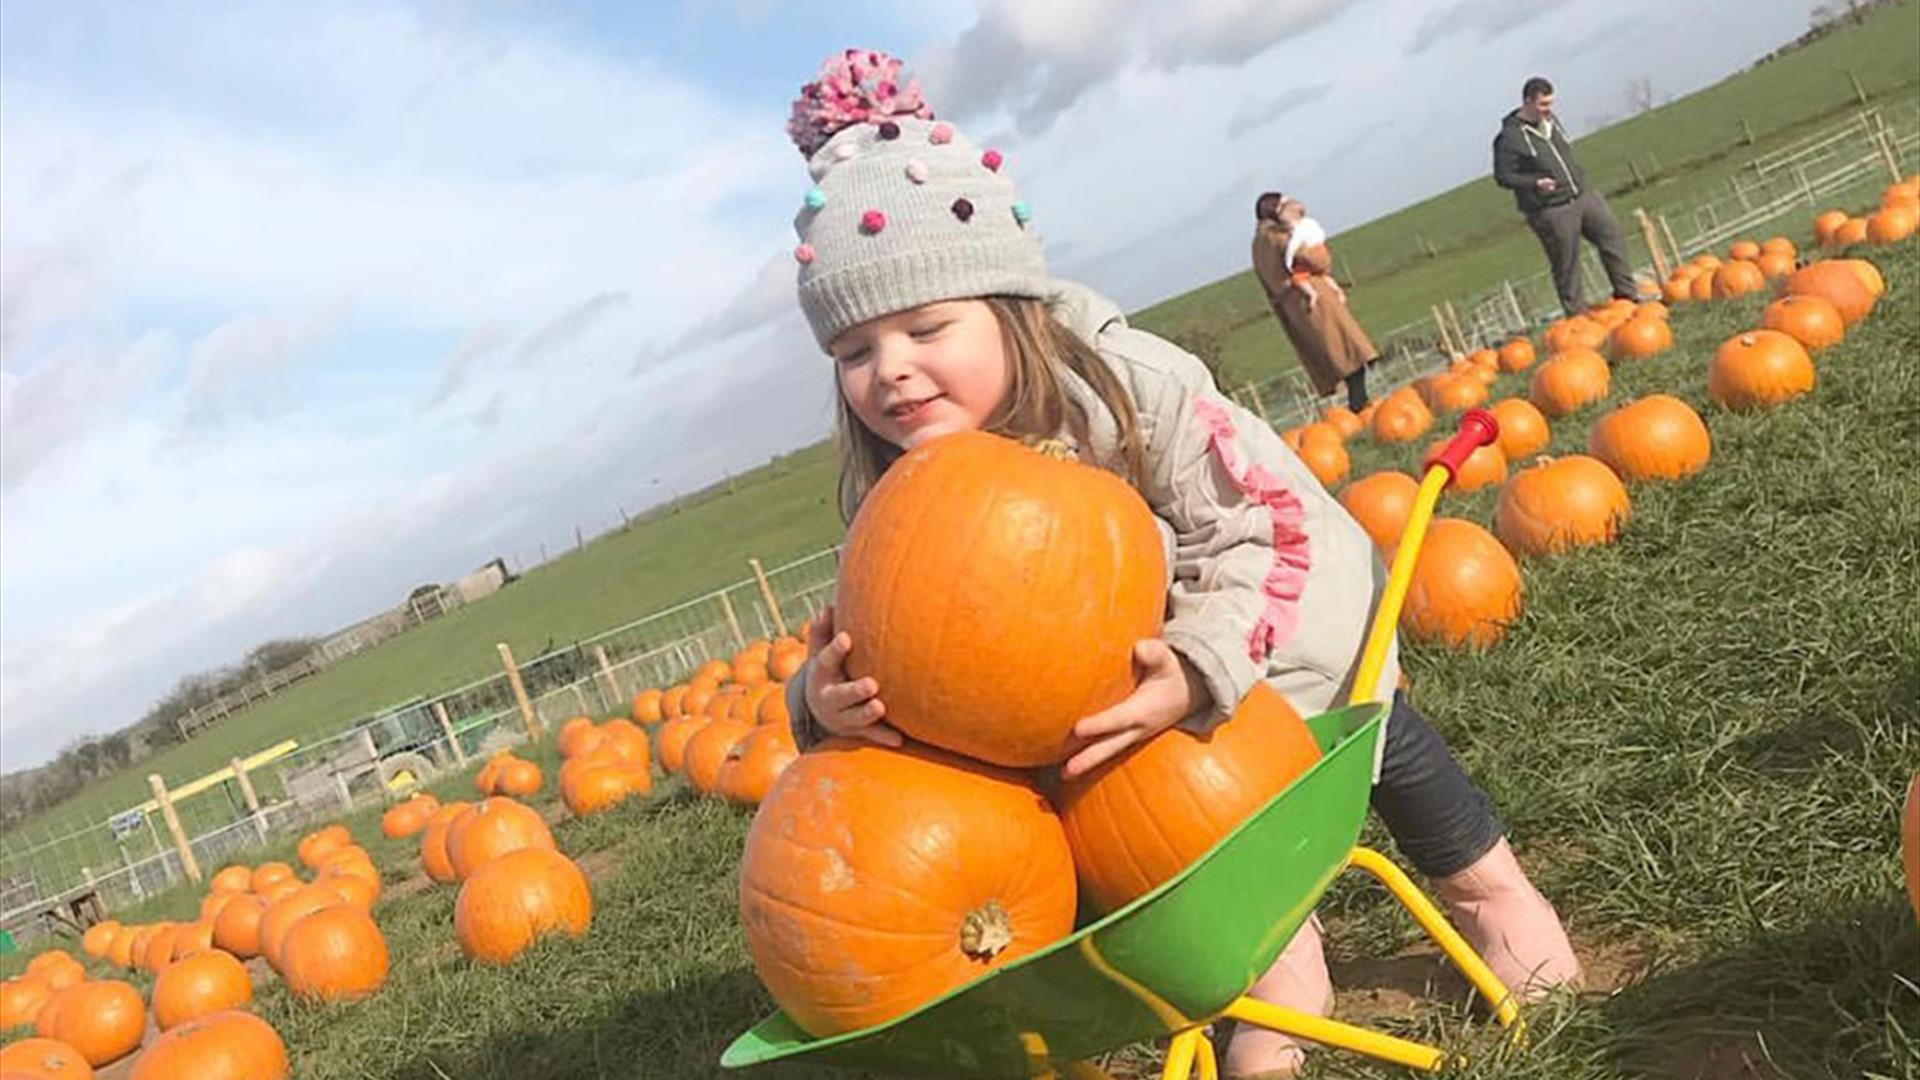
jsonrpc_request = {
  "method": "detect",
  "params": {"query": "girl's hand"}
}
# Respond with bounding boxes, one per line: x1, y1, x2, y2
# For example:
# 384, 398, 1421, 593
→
802, 607, 903, 748
1061, 639, 1211, 780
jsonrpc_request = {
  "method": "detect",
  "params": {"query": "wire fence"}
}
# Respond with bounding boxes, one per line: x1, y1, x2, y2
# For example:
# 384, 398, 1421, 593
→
3, 107, 1914, 948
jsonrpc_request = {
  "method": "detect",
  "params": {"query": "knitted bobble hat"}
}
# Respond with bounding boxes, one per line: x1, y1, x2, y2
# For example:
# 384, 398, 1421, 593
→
786, 48, 1048, 349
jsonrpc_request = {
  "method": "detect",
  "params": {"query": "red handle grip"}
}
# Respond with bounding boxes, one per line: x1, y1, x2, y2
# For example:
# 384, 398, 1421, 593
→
1422, 409, 1500, 485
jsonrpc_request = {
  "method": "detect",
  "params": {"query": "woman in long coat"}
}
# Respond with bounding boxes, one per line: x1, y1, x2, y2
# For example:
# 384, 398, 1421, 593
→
1251, 192, 1379, 410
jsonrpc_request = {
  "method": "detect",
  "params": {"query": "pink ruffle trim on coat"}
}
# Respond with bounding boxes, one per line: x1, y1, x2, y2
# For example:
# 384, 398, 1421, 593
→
1191, 398, 1312, 664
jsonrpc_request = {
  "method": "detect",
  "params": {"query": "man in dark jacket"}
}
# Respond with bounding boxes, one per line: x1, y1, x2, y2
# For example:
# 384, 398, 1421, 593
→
1494, 77, 1648, 315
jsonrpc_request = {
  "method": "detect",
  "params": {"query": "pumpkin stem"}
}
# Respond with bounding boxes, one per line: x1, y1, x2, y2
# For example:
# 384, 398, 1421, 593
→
959, 899, 1014, 960
1026, 438, 1076, 462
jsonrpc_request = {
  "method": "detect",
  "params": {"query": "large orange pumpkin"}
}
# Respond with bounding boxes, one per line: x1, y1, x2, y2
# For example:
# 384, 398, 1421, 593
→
210, 896, 266, 960
1609, 316, 1671, 361
1529, 349, 1610, 417
0, 976, 52, 1030
454, 848, 594, 965
1055, 683, 1321, 914
660, 684, 689, 719
1755, 250, 1796, 279
1295, 436, 1349, 488
833, 431, 1166, 767
1495, 455, 1631, 557
1497, 338, 1536, 372
1370, 392, 1433, 444
446, 797, 556, 881
1709, 259, 1766, 299
493, 758, 543, 798
36, 980, 144, 1066
1401, 518, 1523, 648
1422, 436, 1507, 493
1588, 395, 1712, 482
1489, 398, 1551, 461
683, 718, 754, 794
1812, 209, 1848, 245
631, 688, 665, 724
1338, 471, 1419, 552
1708, 331, 1815, 411
380, 794, 440, 840
151, 951, 252, 1031
556, 717, 601, 758
657, 715, 708, 775
259, 884, 351, 972
739, 739, 1076, 1037
277, 907, 388, 1002
248, 863, 295, 895
129, 1010, 288, 1080
1782, 262, 1875, 324
1760, 295, 1845, 351
1727, 239, 1760, 261
295, 826, 352, 872
1543, 316, 1606, 353
210, 866, 253, 895
1320, 405, 1362, 439
718, 724, 800, 805
1661, 273, 1695, 304
1422, 374, 1487, 415
81, 920, 122, 960
1843, 257, 1885, 297
0, 1036, 94, 1079
561, 762, 636, 818
419, 801, 474, 884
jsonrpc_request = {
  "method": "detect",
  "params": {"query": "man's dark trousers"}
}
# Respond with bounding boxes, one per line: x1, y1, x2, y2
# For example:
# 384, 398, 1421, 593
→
1526, 190, 1640, 315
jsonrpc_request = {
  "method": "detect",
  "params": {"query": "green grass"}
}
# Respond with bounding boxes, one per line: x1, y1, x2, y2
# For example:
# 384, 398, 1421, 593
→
14, 242, 1913, 1078
11, 0, 1919, 904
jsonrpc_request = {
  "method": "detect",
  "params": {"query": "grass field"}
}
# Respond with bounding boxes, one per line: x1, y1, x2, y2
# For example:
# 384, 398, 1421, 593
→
10, 0, 1919, 869
9, 239, 1914, 1079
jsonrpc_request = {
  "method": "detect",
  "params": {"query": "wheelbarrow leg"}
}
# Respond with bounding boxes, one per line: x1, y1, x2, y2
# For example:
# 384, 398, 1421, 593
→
1346, 846, 1524, 1034
1158, 1027, 1208, 1080
1194, 1030, 1219, 1080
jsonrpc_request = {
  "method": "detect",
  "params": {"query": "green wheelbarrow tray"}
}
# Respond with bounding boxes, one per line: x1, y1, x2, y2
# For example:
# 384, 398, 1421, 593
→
721, 701, 1388, 1079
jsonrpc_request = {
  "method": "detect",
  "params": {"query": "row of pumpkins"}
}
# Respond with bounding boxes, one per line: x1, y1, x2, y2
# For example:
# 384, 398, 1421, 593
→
0, 827, 388, 1077
2, 797, 599, 1076
724, 195, 1912, 1038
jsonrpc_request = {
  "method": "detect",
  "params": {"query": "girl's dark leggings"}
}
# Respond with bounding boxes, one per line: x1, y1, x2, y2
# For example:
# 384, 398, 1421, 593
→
1370, 690, 1506, 878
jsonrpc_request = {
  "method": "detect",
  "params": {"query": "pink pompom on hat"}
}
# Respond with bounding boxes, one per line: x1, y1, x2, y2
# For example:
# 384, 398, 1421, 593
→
786, 48, 1049, 349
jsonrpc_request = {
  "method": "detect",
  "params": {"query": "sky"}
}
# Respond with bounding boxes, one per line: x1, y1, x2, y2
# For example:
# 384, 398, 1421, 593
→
0, 0, 1828, 770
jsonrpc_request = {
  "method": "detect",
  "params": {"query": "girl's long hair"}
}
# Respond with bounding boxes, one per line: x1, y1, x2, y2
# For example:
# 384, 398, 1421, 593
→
833, 296, 1147, 522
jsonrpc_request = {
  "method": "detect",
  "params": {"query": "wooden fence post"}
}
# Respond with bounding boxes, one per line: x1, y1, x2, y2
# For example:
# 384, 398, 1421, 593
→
433, 701, 467, 766
1502, 279, 1528, 331
497, 642, 544, 741
1739, 117, 1755, 146
1873, 119, 1902, 181
717, 590, 748, 650
147, 774, 202, 885
1847, 69, 1868, 105
230, 757, 268, 843
591, 645, 623, 709
1658, 213, 1684, 264
1442, 301, 1469, 353
748, 559, 788, 637
1633, 209, 1672, 281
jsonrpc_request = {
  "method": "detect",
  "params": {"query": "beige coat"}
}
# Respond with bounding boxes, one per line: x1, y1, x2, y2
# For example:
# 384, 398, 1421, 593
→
791, 279, 1402, 777
1252, 220, 1376, 396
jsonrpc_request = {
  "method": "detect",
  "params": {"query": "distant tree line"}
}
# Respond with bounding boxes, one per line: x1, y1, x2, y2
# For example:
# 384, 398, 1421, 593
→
0, 637, 319, 831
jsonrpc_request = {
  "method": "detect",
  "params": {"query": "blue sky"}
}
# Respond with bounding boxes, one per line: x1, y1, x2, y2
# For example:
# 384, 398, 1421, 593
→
0, 0, 1826, 769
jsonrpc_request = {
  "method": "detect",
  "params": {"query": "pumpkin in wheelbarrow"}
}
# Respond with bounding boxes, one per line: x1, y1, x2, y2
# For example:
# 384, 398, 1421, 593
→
832, 431, 1166, 767
1054, 683, 1323, 913
737, 738, 1076, 1037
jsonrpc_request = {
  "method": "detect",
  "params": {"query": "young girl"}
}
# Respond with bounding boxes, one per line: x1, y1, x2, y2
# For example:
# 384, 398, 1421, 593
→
779, 49, 1579, 1078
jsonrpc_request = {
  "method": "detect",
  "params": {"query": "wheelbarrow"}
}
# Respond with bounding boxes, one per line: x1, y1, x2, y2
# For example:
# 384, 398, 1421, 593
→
723, 410, 1521, 1079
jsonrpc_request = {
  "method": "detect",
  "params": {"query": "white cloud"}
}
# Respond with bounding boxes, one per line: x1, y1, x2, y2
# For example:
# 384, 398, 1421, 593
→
0, 330, 177, 491
917, 0, 1349, 135
182, 307, 349, 428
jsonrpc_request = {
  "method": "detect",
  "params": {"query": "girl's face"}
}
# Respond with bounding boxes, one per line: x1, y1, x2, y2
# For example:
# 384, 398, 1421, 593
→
831, 299, 1009, 450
